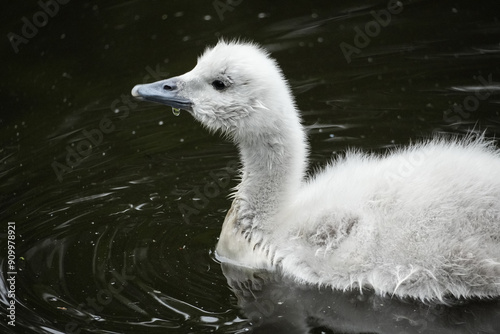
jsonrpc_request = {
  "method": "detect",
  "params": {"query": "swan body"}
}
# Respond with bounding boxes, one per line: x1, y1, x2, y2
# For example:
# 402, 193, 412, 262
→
132, 40, 500, 302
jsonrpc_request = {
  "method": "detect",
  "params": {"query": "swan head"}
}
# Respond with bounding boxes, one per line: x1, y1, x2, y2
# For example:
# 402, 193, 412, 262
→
131, 40, 297, 139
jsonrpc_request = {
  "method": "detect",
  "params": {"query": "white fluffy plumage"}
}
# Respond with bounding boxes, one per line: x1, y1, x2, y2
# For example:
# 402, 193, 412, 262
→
132, 40, 500, 302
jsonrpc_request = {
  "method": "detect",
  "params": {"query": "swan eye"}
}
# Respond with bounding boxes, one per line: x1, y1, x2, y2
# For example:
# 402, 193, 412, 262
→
212, 80, 227, 91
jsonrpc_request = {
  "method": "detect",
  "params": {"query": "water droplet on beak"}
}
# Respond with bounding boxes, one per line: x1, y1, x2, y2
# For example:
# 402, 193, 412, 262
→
172, 107, 181, 116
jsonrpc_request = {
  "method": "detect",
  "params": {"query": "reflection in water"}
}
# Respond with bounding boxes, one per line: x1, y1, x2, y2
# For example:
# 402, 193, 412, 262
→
222, 264, 500, 334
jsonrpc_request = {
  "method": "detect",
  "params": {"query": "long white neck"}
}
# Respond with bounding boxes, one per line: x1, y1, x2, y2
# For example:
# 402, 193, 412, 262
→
233, 104, 308, 229
215, 72, 309, 265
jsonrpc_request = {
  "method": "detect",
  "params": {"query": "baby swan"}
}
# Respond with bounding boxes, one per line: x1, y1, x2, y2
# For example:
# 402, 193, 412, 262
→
132, 40, 500, 302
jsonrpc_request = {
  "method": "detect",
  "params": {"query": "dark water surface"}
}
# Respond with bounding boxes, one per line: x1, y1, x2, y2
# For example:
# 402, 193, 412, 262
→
2, 0, 500, 333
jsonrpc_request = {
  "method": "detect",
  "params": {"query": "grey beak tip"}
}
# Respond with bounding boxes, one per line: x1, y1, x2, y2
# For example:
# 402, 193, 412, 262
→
131, 84, 142, 98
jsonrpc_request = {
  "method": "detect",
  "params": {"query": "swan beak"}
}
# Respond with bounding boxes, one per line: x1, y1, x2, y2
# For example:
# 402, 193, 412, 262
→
131, 77, 193, 111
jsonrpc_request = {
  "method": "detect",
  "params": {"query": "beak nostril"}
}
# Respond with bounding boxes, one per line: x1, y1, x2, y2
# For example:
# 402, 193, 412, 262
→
163, 84, 173, 90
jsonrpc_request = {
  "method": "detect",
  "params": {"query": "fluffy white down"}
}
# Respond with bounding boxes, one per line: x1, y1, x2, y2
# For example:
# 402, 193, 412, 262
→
134, 40, 500, 302
273, 139, 500, 301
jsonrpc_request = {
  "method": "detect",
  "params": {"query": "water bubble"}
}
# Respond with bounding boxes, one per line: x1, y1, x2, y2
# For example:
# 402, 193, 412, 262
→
172, 107, 181, 116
